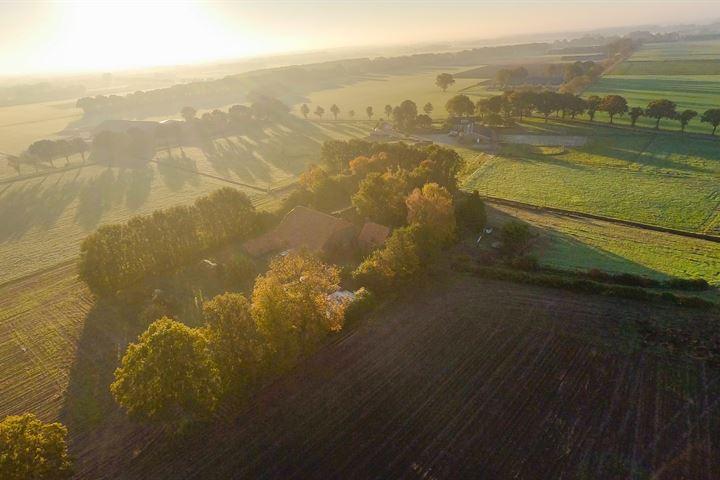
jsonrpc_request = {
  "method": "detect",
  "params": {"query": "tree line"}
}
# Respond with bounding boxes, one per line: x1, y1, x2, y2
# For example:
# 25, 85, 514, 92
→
445, 91, 720, 134
111, 251, 348, 428
78, 187, 259, 294
7, 137, 88, 174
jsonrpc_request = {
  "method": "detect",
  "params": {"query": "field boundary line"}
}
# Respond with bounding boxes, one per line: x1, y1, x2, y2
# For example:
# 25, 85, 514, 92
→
0, 162, 97, 185
150, 159, 270, 192
480, 194, 720, 243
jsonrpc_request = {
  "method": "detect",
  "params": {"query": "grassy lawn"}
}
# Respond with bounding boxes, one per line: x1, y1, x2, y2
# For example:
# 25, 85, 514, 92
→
486, 203, 720, 292
298, 67, 490, 120
459, 118, 720, 234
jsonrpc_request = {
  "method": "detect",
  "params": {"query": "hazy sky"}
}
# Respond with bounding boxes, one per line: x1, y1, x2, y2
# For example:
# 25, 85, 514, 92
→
0, 0, 719, 75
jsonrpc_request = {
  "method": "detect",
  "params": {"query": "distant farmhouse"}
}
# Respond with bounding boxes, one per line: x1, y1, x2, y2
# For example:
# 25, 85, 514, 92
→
242, 206, 390, 258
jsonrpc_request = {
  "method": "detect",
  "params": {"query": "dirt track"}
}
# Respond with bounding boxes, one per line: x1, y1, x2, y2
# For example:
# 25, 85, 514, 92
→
74, 274, 720, 479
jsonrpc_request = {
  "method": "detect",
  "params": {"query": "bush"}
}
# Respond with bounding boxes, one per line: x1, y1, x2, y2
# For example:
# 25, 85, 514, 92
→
224, 253, 257, 287
500, 220, 531, 256
344, 288, 377, 324
666, 278, 710, 291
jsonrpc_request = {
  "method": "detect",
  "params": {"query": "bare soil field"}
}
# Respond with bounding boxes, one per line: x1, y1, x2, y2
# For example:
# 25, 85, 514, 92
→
66, 274, 720, 479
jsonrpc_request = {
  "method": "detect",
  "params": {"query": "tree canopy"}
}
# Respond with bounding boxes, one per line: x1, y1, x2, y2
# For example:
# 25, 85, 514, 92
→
110, 317, 221, 425
0, 413, 72, 480
435, 73, 455, 92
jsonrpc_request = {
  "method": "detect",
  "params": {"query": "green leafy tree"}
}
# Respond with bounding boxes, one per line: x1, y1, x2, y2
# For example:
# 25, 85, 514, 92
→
586, 95, 601, 121
405, 183, 456, 244
330, 104, 340, 120
300, 103, 310, 119
701, 108, 720, 135
384, 104, 392, 120
534, 91, 559, 122
645, 99, 677, 129
445, 94, 475, 117
111, 318, 220, 425
509, 91, 537, 119
500, 220, 531, 256
252, 252, 344, 369
353, 224, 437, 291
599, 95, 628, 124
629, 107, 644, 127
435, 73, 455, 92
678, 109, 698, 132
366, 106, 374, 119
181, 106, 197, 122
456, 190, 486, 233
0, 413, 72, 480
27, 139, 57, 167
423, 102, 434, 116
69, 137, 88, 162
352, 171, 409, 225
392, 99, 418, 132
314, 106, 325, 119
203, 293, 264, 394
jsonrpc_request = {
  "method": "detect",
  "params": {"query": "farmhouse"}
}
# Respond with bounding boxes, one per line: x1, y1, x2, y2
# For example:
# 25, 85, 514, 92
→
357, 222, 391, 252
242, 206, 357, 257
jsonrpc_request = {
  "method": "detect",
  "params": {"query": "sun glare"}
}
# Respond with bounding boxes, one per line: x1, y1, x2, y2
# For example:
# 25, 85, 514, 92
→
34, 2, 257, 73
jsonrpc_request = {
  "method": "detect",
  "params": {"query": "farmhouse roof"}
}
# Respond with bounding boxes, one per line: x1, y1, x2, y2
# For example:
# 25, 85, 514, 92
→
242, 206, 355, 257
358, 222, 391, 250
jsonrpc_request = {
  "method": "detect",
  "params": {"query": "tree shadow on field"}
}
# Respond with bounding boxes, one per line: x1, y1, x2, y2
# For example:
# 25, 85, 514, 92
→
59, 294, 163, 477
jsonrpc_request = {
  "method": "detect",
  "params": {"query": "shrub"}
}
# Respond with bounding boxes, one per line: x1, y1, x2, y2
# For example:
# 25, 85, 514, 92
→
500, 220, 531, 256
344, 288, 377, 324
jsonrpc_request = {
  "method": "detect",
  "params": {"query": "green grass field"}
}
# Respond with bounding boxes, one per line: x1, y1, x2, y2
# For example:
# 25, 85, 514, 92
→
486, 204, 720, 291
585, 40, 720, 133
459, 118, 720, 234
298, 67, 491, 120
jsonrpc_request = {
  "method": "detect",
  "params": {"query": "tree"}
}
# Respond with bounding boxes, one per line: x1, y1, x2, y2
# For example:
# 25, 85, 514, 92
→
366, 106, 374, 119
500, 220, 531, 256
384, 104, 392, 120
330, 104, 340, 120
435, 73, 455, 92
300, 103, 310, 119
678, 109, 698, 132
405, 183, 456, 244
509, 91, 537, 119
27, 139, 57, 167
203, 293, 264, 394
111, 317, 220, 425
423, 102, 434, 116
456, 190, 486, 233
629, 107, 644, 127
0, 413, 72, 479
392, 99, 418, 132
445, 94, 475, 117
534, 91, 559, 123
252, 252, 344, 368
586, 95, 601, 121
352, 171, 408, 226
701, 108, 720, 135
70, 137, 88, 162
353, 224, 437, 291
181, 106, 196, 122
348, 109, 356, 119
645, 99, 677, 129
314, 106, 325, 119
599, 95, 628, 124
564, 94, 586, 119
415, 114, 432, 131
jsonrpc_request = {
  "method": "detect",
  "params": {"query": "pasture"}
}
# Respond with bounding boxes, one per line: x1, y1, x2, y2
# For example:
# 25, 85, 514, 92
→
459, 118, 720, 235
59, 275, 720, 478
585, 40, 720, 132
485, 203, 720, 291
298, 67, 491, 120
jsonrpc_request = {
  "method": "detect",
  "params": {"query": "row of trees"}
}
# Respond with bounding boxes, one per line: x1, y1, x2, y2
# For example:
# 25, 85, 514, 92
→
111, 252, 347, 426
8, 137, 88, 174
78, 187, 258, 294
445, 91, 720, 134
